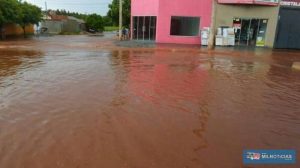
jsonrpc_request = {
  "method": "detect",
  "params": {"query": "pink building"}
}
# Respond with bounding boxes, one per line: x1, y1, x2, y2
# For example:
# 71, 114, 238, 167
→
131, 0, 213, 44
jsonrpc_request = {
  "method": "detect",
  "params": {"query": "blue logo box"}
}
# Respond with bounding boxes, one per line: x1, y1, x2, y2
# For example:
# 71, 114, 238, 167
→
243, 150, 296, 164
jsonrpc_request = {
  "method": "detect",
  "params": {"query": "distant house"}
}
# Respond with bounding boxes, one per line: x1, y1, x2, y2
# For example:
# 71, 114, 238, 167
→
40, 20, 64, 34
67, 16, 86, 32
40, 12, 86, 34
40, 13, 65, 34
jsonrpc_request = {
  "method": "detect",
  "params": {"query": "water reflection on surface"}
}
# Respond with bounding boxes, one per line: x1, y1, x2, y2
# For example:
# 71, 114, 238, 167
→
0, 36, 299, 168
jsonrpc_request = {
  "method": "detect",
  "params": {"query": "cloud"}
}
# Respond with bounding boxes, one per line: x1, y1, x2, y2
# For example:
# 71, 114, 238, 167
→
24, 0, 112, 15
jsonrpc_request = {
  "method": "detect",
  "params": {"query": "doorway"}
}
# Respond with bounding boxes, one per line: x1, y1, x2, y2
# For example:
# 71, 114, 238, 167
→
233, 18, 268, 46
275, 7, 300, 49
133, 16, 157, 41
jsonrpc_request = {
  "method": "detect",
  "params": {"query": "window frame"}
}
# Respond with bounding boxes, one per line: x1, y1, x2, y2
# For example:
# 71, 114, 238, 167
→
170, 16, 201, 37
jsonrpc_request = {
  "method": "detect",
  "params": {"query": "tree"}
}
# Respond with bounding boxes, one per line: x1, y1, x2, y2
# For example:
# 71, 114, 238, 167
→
86, 14, 104, 32
107, 0, 130, 27
19, 2, 42, 37
103, 16, 113, 27
0, 0, 42, 39
0, 0, 22, 39
0, 10, 4, 39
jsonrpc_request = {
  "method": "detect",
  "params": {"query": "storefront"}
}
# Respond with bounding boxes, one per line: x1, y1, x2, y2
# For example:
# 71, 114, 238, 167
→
233, 18, 268, 46
274, 0, 300, 49
131, 0, 212, 44
215, 0, 280, 47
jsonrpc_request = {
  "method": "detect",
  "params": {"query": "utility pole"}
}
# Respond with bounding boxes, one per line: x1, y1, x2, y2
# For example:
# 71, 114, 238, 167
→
119, 0, 123, 40
208, 0, 216, 50
45, 1, 47, 11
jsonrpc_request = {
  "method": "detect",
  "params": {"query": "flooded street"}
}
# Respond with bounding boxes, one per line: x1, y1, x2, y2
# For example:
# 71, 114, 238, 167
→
0, 35, 300, 168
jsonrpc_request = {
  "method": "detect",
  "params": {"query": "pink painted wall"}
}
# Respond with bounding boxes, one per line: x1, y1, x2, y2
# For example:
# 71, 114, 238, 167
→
131, 0, 212, 44
131, 0, 159, 41
131, 0, 159, 16
156, 0, 212, 44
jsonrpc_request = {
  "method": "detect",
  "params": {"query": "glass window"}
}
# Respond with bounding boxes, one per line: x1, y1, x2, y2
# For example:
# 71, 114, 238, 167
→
170, 16, 200, 36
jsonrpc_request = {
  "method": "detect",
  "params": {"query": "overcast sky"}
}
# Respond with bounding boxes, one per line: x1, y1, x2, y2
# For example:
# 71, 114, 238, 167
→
25, 0, 112, 15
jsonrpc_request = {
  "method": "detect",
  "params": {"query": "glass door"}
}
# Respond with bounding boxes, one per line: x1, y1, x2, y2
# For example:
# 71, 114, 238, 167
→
133, 17, 138, 40
137, 17, 144, 40
249, 19, 259, 46
144, 16, 150, 40
132, 16, 157, 41
256, 19, 268, 47
239, 19, 251, 46
150, 17, 156, 40
233, 18, 268, 47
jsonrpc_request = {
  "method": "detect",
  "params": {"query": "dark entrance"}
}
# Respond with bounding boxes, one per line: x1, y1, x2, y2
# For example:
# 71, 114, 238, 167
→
132, 16, 157, 41
275, 7, 300, 49
233, 18, 268, 47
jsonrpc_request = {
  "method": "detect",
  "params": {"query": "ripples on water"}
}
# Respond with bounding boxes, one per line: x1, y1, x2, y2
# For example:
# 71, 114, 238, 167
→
0, 37, 299, 168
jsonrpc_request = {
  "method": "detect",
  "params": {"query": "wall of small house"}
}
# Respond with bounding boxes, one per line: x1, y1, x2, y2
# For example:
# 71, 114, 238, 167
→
4, 24, 34, 36
79, 23, 86, 31
215, 4, 280, 47
62, 20, 80, 33
41, 20, 63, 34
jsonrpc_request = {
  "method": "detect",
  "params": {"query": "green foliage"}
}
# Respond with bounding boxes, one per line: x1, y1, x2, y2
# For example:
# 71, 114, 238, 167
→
0, 10, 4, 27
0, 0, 22, 27
107, 0, 131, 27
104, 26, 119, 32
0, 0, 42, 38
86, 14, 104, 32
19, 2, 42, 28
103, 16, 113, 26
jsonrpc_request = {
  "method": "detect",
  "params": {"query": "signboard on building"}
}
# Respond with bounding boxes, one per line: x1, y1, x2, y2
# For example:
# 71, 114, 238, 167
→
255, 0, 279, 3
280, 0, 300, 6
218, 0, 279, 5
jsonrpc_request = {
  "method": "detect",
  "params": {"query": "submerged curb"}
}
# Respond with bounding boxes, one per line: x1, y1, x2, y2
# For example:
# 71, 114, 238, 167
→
292, 62, 300, 70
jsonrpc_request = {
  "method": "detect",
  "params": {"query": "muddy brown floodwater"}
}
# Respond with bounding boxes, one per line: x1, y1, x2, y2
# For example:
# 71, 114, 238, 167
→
0, 34, 300, 168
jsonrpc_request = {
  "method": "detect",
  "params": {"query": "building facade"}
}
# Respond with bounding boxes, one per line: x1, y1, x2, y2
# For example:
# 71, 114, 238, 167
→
40, 13, 86, 35
215, 0, 280, 47
131, 0, 212, 44
131, 0, 282, 47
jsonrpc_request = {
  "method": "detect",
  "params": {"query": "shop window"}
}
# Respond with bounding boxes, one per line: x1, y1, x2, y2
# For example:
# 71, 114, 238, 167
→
233, 18, 268, 46
170, 16, 200, 36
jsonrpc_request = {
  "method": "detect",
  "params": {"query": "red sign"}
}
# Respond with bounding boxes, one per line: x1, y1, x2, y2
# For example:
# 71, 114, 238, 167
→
233, 23, 241, 29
